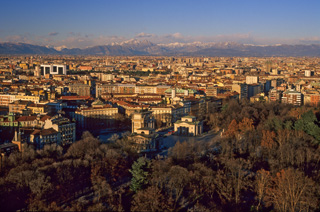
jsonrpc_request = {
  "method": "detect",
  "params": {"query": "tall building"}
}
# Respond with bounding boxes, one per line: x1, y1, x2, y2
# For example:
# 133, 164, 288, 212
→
40, 64, 67, 76
34, 65, 41, 78
30, 128, 61, 150
248, 84, 261, 98
101, 74, 115, 81
232, 84, 248, 99
9, 100, 32, 115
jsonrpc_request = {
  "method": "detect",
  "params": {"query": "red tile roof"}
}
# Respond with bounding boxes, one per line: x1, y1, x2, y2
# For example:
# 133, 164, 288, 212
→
16, 116, 37, 122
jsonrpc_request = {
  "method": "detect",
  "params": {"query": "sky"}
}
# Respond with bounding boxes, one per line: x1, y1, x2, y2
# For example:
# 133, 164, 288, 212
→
1, 0, 320, 48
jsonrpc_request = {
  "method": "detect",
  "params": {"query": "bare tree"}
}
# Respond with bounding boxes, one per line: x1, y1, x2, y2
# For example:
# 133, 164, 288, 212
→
265, 168, 318, 212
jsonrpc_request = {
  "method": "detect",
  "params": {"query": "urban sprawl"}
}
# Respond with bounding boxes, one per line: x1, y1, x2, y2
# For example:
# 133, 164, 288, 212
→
0, 55, 320, 154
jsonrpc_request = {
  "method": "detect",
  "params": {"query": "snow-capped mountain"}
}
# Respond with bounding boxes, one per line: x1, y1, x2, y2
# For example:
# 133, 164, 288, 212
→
1, 40, 320, 57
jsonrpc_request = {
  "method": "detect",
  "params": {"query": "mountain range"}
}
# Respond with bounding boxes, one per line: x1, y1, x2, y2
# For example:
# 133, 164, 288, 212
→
1, 39, 320, 57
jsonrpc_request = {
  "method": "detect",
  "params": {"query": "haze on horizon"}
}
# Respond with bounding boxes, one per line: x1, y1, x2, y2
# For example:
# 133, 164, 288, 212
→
1, 0, 320, 49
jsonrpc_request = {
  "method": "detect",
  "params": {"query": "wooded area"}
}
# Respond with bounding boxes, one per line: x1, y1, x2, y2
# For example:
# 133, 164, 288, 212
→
1, 100, 320, 211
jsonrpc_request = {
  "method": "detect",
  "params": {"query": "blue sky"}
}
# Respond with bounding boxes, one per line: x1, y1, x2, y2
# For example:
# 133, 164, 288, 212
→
1, 0, 320, 48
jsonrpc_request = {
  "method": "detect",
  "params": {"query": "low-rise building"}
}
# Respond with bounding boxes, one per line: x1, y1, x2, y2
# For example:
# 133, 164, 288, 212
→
75, 99, 118, 129
129, 110, 158, 153
30, 128, 61, 150
250, 93, 269, 103
132, 111, 155, 133
9, 100, 32, 115
174, 116, 203, 136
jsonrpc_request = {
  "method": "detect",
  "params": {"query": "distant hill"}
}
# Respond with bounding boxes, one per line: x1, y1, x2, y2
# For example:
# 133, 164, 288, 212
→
0, 42, 58, 55
1, 40, 320, 57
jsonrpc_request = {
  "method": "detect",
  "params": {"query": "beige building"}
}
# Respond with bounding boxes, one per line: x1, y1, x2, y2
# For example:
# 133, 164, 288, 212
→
132, 111, 155, 133
174, 116, 203, 136
0, 94, 40, 107
232, 84, 248, 99
9, 100, 32, 115
206, 86, 219, 97
69, 83, 91, 96
129, 110, 158, 153
75, 99, 118, 129
15, 95, 40, 103
135, 86, 157, 94
0, 94, 16, 106
128, 128, 158, 153
246, 76, 259, 84
96, 84, 119, 98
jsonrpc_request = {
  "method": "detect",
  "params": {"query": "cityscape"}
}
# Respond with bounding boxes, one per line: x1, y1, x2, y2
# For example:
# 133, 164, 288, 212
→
1, 0, 320, 211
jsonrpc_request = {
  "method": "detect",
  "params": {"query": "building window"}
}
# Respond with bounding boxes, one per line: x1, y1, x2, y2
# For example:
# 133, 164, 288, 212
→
58, 67, 64, 75
40, 67, 44, 75
45, 67, 50, 74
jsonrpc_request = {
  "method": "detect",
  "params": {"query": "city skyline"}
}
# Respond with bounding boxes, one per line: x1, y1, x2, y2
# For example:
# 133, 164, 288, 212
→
1, 0, 320, 48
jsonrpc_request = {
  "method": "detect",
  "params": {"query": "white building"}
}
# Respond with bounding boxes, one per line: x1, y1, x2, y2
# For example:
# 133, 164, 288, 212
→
174, 116, 203, 136
101, 74, 115, 81
40, 64, 67, 76
246, 76, 259, 85
305, 70, 314, 77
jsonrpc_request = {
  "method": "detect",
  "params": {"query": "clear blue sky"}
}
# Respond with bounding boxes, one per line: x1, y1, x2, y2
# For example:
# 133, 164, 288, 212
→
1, 0, 320, 48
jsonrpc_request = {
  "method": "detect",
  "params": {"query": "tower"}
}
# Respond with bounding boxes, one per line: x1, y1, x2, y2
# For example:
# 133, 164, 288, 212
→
12, 129, 23, 151
172, 88, 176, 98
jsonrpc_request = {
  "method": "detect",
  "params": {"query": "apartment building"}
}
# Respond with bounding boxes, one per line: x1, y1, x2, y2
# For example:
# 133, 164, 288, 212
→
232, 84, 248, 99
75, 100, 118, 129
269, 89, 282, 102
69, 83, 91, 96
0, 94, 16, 106
281, 89, 302, 106
9, 100, 32, 115
206, 86, 219, 97
30, 128, 61, 150
96, 84, 119, 97
43, 115, 76, 146
246, 76, 259, 84
135, 85, 157, 94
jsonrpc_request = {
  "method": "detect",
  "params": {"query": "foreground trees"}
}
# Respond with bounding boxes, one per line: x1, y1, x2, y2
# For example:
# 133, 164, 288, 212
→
1, 100, 320, 211
131, 101, 320, 211
0, 132, 135, 211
